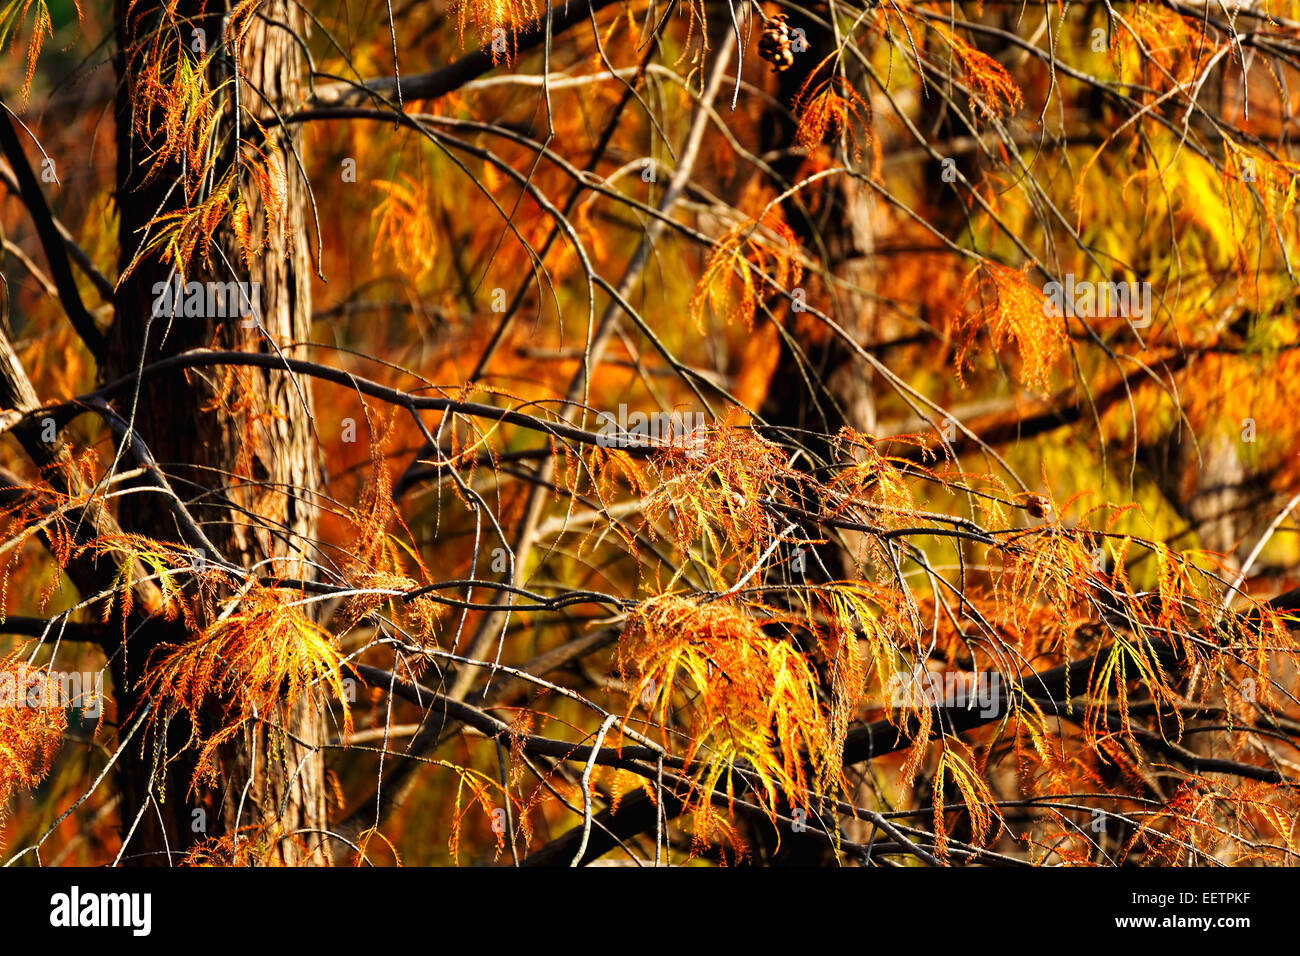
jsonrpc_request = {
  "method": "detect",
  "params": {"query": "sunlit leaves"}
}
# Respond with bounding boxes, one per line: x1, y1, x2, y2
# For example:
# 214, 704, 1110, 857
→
929, 21, 1023, 120
0, 0, 77, 101
121, 141, 288, 282
449, 0, 536, 63
9, 0, 1300, 869
954, 263, 1064, 390
620, 594, 833, 838
689, 209, 802, 331
793, 73, 876, 172
640, 416, 789, 587
140, 585, 354, 788
932, 738, 999, 861
0, 655, 66, 837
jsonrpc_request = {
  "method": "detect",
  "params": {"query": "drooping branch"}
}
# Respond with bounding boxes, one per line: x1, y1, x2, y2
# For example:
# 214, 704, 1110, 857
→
522, 609, 1300, 864
304, 0, 631, 110
0, 100, 108, 363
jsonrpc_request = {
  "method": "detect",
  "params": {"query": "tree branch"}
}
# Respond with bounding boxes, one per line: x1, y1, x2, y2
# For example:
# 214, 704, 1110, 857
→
0, 101, 108, 363
304, 0, 628, 110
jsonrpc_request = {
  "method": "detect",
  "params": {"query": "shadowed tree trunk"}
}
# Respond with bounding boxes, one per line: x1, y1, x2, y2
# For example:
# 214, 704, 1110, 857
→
107, 0, 326, 865
759, 5, 878, 454
750, 3, 880, 864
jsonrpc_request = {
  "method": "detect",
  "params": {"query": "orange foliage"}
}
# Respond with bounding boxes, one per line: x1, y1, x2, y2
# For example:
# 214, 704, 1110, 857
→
449, 0, 537, 62
931, 21, 1023, 119
690, 209, 803, 331
140, 585, 354, 788
620, 595, 838, 836
793, 73, 876, 172
0, 655, 67, 837
954, 263, 1065, 390
371, 174, 439, 282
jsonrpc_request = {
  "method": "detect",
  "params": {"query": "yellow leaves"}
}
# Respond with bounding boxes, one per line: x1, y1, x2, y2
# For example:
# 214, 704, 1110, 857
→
244, 142, 288, 249
930, 22, 1022, 120
583, 444, 649, 507
1222, 141, 1300, 278
955, 263, 1064, 390
113, 5, 289, 281
125, 18, 224, 194
815, 582, 899, 765
445, 762, 509, 864
689, 209, 802, 331
125, 190, 228, 283
620, 595, 832, 833
119, 142, 289, 282
0, 0, 77, 102
824, 580, 910, 694
141, 585, 353, 788
88, 535, 194, 626
932, 738, 999, 861
1085, 627, 1174, 745
449, 0, 537, 63
1213, 782, 1300, 864
1127, 778, 1300, 866
621, 579, 914, 847
0, 654, 67, 823
180, 822, 305, 866
826, 427, 918, 527
996, 510, 1094, 633
1114, 4, 1210, 88
619, 585, 1003, 859
371, 174, 438, 283
336, 415, 443, 642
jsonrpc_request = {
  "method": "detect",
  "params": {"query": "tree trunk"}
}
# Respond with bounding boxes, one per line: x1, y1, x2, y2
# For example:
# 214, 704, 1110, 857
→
107, 0, 326, 864
750, 4, 880, 864
759, 7, 878, 451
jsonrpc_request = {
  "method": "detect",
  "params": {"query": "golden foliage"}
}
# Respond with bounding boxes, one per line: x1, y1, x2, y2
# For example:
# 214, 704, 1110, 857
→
122, 141, 288, 282
1222, 141, 1300, 280
931, 738, 999, 861
140, 585, 353, 788
1114, 4, 1210, 88
792, 73, 875, 171
689, 209, 802, 330
337, 416, 442, 643
825, 427, 920, 530
0, 0, 76, 101
115, 1, 284, 280
620, 594, 838, 841
954, 263, 1065, 390
371, 174, 438, 282
931, 21, 1023, 119
444, 761, 509, 864
449, 0, 537, 63
180, 822, 307, 866
640, 416, 790, 585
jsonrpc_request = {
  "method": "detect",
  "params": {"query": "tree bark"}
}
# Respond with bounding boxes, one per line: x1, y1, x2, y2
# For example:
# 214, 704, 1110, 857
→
108, 0, 326, 864
750, 4, 880, 864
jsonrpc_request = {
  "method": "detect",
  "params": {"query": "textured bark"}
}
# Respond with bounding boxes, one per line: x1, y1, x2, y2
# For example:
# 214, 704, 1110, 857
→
108, 0, 325, 864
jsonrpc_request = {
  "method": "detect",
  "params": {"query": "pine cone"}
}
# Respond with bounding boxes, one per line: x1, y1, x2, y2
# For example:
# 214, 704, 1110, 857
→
758, 15, 796, 72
